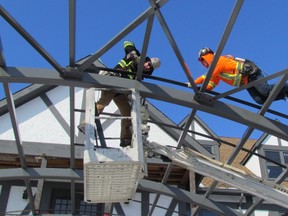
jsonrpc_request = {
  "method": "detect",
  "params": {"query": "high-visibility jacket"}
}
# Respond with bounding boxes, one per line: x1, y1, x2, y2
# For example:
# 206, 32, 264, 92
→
195, 53, 248, 90
115, 41, 153, 79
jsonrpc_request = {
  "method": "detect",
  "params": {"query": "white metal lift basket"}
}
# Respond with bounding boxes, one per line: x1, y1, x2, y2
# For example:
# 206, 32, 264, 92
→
83, 88, 145, 203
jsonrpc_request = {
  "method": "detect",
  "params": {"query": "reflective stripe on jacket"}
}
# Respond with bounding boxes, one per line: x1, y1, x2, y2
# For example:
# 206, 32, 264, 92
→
195, 53, 248, 90
114, 41, 140, 79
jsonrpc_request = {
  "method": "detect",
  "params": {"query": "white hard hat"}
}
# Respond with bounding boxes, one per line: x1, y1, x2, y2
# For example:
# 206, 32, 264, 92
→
150, 57, 161, 70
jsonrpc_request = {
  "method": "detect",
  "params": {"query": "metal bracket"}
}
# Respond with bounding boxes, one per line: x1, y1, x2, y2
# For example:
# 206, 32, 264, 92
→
193, 92, 216, 106
61, 67, 83, 79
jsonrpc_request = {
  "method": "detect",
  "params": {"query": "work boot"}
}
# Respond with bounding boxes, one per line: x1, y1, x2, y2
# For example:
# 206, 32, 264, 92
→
120, 139, 131, 148
77, 122, 86, 134
271, 83, 288, 101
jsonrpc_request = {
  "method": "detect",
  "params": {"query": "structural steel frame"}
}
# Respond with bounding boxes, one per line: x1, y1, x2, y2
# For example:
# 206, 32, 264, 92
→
0, 1, 288, 215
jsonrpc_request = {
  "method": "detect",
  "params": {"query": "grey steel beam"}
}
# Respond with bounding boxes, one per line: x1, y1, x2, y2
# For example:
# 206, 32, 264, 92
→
148, 109, 198, 216
69, 0, 76, 67
34, 157, 47, 210
149, 0, 198, 93
0, 35, 6, 67
180, 114, 222, 144
261, 73, 288, 111
176, 110, 197, 149
166, 198, 179, 216
193, 128, 255, 215
200, 0, 244, 92
69, 87, 76, 214
0, 6, 64, 74
0, 139, 84, 158
138, 179, 243, 216
71, 179, 76, 215
244, 169, 288, 215
0, 84, 56, 115
0, 166, 241, 215
147, 103, 212, 156
1, 83, 36, 212
148, 162, 174, 216
194, 71, 282, 215
40, 94, 71, 137
69, 87, 76, 168
227, 70, 288, 158
78, 0, 169, 72
214, 68, 288, 100
24, 179, 36, 213
1, 66, 288, 141
226, 71, 284, 165
3, 83, 26, 168
0, 168, 83, 181
136, 15, 154, 81
227, 129, 254, 164
147, 143, 288, 209
193, 96, 286, 215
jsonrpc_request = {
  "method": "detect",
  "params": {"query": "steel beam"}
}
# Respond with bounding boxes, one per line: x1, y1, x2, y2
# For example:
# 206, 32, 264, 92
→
214, 68, 288, 100
147, 103, 212, 156
149, 0, 198, 93
69, 0, 76, 67
0, 168, 83, 181
138, 179, 243, 216
0, 6, 64, 74
3, 83, 26, 167
0, 35, 6, 67
77, 0, 169, 72
200, 0, 244, 92
1, 66, 288, 141
0, 139, 84, 158
244, 169, 288, 215
147, 142, 288, 209
0, 166, 241, 215
136, 15, 154, 81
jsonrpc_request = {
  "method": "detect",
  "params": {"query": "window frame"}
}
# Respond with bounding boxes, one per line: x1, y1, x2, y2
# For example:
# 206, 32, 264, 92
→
40, 181, 103, 215
199, 140, 220, 161
259, 145, 288, 181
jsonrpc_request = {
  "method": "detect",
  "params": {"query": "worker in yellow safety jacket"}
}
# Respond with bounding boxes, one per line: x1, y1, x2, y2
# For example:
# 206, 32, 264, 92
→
78, 41, 161, 148
115, 41, 161, 79
190, 47, 288, 104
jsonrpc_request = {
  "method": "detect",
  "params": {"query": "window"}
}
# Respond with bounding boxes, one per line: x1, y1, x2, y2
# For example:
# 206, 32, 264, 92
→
269, 211, 288, 216
54, 198, 71, 214
262, 149, 288, 180
199, 209, 220, 216
50, 190, 100, 215
79, 200, 98, 215
200, 140, 220, 160
203, 145, 213, 154
283, 152, 288, 164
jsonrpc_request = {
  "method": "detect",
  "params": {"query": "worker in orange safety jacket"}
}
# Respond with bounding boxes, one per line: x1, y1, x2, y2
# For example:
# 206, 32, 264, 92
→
189, 47, 288, 104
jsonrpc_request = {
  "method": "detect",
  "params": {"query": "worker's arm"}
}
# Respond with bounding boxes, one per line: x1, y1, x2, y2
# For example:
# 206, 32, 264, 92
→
188, 75, 219, 90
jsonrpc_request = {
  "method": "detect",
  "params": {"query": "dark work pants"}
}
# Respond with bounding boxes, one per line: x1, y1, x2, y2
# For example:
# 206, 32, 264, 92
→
96, 90, 132, 141
247, 73, 288, 104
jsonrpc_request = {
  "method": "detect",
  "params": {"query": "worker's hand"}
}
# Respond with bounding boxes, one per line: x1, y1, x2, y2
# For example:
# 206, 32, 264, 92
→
126, 51, 138, 61
99, 70, 121, 77
186, 82, 201, 90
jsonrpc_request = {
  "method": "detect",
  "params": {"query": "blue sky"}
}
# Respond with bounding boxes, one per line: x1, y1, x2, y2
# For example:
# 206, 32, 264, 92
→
1, 1, 288, 139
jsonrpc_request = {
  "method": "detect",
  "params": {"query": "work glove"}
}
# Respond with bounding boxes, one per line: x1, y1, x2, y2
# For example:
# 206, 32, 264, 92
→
186, 82, 201, 90
99, 70, 120, 77
186, 82, 192, 88
126, 51, 136, 59
126, 51, 140, 65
